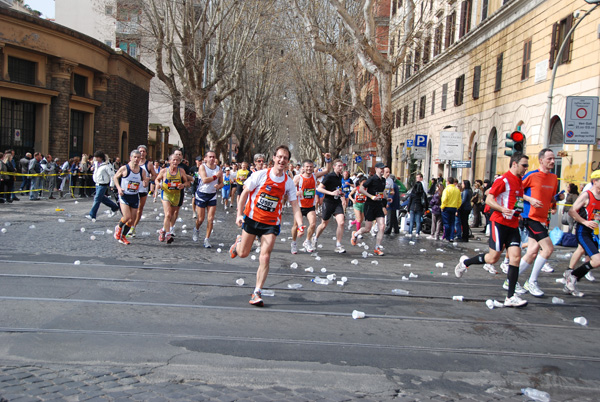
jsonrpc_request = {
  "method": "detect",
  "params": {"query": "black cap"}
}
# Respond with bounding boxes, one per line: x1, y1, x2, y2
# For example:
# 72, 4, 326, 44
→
195, 156, 202, 161
375, 162, 385, 169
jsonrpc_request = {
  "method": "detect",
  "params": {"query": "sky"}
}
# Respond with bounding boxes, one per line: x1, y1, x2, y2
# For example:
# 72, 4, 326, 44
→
23, 0, 55, 19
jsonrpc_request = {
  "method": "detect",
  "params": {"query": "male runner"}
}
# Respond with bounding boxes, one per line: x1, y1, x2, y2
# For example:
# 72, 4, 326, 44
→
454, 152, 529, 307
290, 153, 332, 254
564, 170, 600, 297
350, 162, 387, 256
314, 159, 346, 253
193, 150, 223, 248
113, 150, 149, 245
519, 149, 562, 297
127, 145, 157, 238
229, 145, 303, 307
155, 153, 190, 243
169, 149, 192, 234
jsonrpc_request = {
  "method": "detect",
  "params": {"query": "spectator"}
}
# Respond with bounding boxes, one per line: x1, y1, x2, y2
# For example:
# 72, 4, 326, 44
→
113, 157, 122, 172
427, 182, 444, 240
28, 152, 43, 200
59, 158, 71, 198
41, 154, 57, 199
384, 176, 401, 234
441, 177, 461, 241
0, 151, 15, 203
79, 154, 91, 198
481, 178, 492, 233
471, 180, 484, 227
456, 179, 473, 242
70, 156, 81, 198
19, 152, 32, 193
86, 150, 119, 221
564, 183, 579, 234
407, 173, 427, 237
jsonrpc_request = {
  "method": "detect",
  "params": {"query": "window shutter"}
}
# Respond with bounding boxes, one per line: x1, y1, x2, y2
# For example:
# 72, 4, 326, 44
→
445, 15, 452, 48
562, 14, 574, 64
473, 65, 481, 99
459, 1, 468, 38
549, 22, 558, 70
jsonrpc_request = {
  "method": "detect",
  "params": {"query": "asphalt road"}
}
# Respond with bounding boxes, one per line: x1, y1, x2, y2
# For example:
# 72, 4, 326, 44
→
0, 194, 599, 401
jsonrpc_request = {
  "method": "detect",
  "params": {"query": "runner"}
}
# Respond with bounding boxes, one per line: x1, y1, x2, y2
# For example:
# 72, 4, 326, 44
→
155, 153, 190, 244
454, 152, 530, 307
222, 167, 232, 210
127, 145, 157, 238
253, 154, 266, 172
341, 170, 353, 213
229, 145, 302, 307
314, 159, 347, 253
349, 176, 367, 233
290, 153, 332, 254
350, 162, 387, 256
229, 163, 238, 207
564, 170, 600, 297
235, 162, 250, 206
151, 160, 161, 202
193, 150, 223, 248
113, 150, 149, 245
170, 149, 192, 235
519, 148, 562, 297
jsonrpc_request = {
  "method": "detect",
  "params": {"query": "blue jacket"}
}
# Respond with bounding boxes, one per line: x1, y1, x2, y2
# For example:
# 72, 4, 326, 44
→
387, 183, 400, 210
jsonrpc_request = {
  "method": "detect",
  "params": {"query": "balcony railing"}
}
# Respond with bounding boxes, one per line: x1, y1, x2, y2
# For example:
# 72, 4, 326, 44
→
116, 21, 139, 34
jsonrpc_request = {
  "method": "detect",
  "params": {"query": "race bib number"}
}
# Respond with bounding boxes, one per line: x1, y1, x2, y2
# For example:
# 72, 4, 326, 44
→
224, 180, 230, 186
356, 194, 367, 203
127, 181, 140, 191
514, 197, 524, 212
375, 192, 385, 200
303, 188, 315, 199
167, 180, 180, 190
257, 192, 279, 212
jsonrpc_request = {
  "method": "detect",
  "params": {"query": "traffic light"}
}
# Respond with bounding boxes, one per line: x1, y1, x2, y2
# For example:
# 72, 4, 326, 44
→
504, 131, 525, 156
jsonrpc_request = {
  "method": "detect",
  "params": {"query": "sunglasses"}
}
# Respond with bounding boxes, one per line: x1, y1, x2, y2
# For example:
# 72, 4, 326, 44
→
256, 160, 265, 163
520, 164, 529, 168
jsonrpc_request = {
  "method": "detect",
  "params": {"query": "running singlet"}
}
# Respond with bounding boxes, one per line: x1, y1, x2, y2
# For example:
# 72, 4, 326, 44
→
579, 190, 600, 232
342, 178, 352, 194
297, 174, 317, 208
197, 164, 220, 194
521, 170, 559, 223
121, 165, 142, 195
162, 168, 182, 192
236, 169, 249, 185
354, 193, 367, 203
244, 169, 296, 226
138, 161, 150, 193
488, 170, 524, 228
222, 174, 231, 190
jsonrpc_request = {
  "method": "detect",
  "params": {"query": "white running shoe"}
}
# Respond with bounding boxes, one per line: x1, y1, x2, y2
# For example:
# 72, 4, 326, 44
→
291, 241, 298, 255
334, 246, 346, 254
500, 261, 509, 274
303, 239, 315, 253
563, 286, 585, 297
502, 280, 527, 294
192, 228, 199, 242
504, 294, 528, 307
541, 263, 554, 273
454, 255, 468, 278
563, 269, 579, 293
483, 264, 497, 274
585, 271, 595, 281
523, 280, 544, 297
203, 238, 211, 248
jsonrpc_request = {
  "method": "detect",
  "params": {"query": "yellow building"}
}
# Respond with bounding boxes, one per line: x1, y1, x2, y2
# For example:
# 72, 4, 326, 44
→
390, 0, 599, 188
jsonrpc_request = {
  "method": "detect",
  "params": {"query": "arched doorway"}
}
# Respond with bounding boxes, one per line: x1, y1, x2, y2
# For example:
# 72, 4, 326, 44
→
549, 116, 563, 178
486, 128, 498, 181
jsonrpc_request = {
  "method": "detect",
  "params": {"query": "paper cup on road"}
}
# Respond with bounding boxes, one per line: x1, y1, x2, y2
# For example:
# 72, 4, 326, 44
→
236, 278, 244, 286
352, 310, 366, 319
452, 295, 464, 301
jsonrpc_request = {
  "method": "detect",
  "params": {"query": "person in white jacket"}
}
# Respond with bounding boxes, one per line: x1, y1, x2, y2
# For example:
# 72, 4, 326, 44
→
86, 150, 119, 221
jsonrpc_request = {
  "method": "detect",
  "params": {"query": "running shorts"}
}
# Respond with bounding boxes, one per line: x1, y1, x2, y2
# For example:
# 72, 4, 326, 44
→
301, 206, 316, 217
138, 192, 148, 198
363, 203, 385, 221
119, 193, 140, 209
161, 189, 181, 207
577, 225, 599, 257
322, 201, 344, 221
195, 191, 217, 208
488, 221, 521, 252
177, 189, 185, 207
243, 216, 280, 236
524, 218, 549, 242
353, 203, 365, 213
316, 189, 324, 198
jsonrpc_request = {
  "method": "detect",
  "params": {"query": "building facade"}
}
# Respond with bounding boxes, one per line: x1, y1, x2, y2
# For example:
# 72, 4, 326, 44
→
390, 0, 600, 187
0, 7, 153, 161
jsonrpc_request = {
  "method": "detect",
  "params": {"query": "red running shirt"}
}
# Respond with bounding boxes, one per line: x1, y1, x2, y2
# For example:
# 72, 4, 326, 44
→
489, 170, 524, 228
244, 169, 296, 225
297, 174, 317, 208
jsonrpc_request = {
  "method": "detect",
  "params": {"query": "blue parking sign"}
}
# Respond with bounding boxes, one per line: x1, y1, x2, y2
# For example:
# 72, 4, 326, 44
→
415, 134, 427, 147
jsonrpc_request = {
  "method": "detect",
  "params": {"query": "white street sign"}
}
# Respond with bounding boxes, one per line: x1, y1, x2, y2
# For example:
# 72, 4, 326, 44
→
439, 131, 464, 161
565, 96, 599, 144
412, 147, 426, 160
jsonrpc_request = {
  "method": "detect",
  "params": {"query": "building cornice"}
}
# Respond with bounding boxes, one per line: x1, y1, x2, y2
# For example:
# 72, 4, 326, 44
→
0, 80, 59, 97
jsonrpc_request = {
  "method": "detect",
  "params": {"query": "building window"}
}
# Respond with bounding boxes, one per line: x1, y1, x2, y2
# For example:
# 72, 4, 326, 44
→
549, 15, 574, 70
431, 90, 436, 115
434, 24, 443, 57
419, 96, 426, 119
70, 110, 85, 158
441, 83, 448, 111
118, 41, 139, 59
403, 105, 409, 126
412, 101, 416, 123
495, 53, 503, 92
73, 74, 87, 97
396, 109, 402, 127
390, 38, 395, 56
0, 99, 36, 156
414, 46, 421, 73
423, 36, 431, 65
392, 0, 397, 15
459, 0, 472, 38
481, 0, 488, 20
454, 74, 465, 106
7, 56, 36, 85
105, 5, 113, 15
521, 38, 532, 80
405, 53, 412, 80
104, 40, 113, 47
444, 11, 456, 49
472, 65, 481, 99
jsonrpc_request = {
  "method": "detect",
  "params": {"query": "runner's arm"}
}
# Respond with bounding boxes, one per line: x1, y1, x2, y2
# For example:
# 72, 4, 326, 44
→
290, 199, 303, 229
236, 187, 251, 227
113, 166, 126, 195
154, 170, 165, 188
179, 168, 190, 188
485, 193, 513, 216
317, 182, 340, 197
568, 191, 595, 229
315, 153, 333, 178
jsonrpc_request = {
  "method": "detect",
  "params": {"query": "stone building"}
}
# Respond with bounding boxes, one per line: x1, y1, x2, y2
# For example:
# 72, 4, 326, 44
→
0, 7, 153, 161
390, 0, 600, 186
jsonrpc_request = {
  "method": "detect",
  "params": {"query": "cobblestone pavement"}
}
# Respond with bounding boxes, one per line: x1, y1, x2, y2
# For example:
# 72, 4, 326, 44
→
0, 195, 599, 401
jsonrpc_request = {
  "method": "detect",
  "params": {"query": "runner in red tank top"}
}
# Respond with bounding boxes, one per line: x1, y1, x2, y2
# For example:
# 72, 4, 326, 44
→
565, 170, 600, 297
229, 145, 304, 307
290, 154, 332, 254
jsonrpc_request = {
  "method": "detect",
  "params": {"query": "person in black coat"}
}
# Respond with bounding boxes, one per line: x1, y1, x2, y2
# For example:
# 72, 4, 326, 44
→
407, 173, 427, 236
456, 179, 473, 242
384, 179, 401, 234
